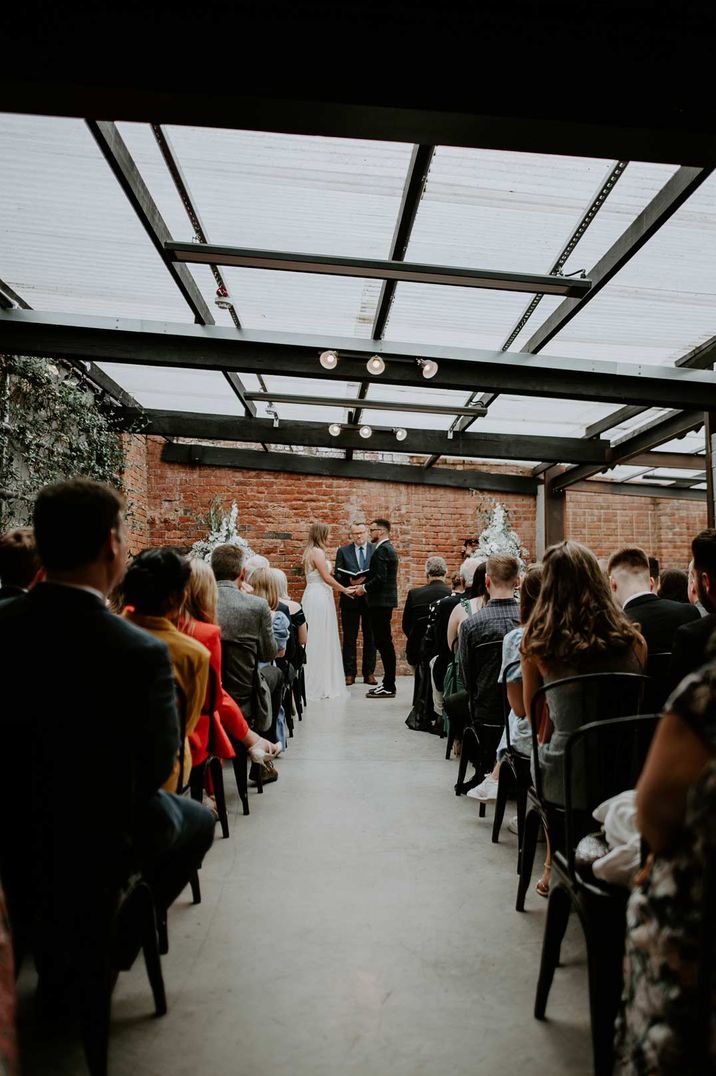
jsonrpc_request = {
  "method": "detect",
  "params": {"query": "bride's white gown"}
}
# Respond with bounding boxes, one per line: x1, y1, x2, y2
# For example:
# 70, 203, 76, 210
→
301, 562, 349, 701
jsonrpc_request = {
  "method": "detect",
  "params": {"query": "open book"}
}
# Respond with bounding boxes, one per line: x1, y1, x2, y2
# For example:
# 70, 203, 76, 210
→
336, 568, 368, 580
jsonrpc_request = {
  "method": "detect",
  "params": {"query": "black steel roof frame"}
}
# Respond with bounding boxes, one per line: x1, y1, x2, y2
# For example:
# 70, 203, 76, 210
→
160, 442, 538, 495
245, 392, 488, 417
120, 409, 612, 465
4, 311, 716, 411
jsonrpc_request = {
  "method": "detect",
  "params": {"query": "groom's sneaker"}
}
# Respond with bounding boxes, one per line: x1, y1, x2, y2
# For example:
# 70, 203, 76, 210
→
366, 684, 396, 698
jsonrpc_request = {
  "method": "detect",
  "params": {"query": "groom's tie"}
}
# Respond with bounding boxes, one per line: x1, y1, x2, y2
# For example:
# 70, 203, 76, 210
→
358, 545, 365, 571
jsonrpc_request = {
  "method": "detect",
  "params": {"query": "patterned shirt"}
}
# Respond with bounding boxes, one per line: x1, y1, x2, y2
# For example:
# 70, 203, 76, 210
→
458, 598, 520, 722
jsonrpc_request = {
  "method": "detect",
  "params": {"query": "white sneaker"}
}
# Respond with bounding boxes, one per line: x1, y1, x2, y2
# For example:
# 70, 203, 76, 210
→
466, 774, 499, 801
507, 814, 519, 835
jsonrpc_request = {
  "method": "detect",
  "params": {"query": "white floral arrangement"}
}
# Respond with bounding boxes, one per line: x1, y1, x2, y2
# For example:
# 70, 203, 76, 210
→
189, 498, 256, 563
470, 502, 528, 570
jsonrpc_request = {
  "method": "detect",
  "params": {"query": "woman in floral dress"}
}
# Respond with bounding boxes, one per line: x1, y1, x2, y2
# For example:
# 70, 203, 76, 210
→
614, 663, 716, 1073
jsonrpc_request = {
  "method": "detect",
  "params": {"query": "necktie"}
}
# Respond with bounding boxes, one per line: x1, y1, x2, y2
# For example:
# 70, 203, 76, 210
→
358, 546, 365, 571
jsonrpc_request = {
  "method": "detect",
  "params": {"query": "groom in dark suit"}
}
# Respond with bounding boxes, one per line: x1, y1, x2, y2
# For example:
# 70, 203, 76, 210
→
336, 521, 377, 686
354, 518, 399, 698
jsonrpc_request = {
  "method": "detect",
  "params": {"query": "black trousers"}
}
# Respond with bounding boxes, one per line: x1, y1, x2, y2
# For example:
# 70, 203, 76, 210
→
368, 606, 396, 691
341, 598, 376, 678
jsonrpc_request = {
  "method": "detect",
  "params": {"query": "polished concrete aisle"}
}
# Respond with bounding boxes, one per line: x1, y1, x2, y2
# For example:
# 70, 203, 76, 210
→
20, 678, 592, 1075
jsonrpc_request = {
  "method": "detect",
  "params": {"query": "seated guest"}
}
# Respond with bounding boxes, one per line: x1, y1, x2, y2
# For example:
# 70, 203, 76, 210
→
0, 883, 17, 1076
123, 549, 210, 792
658, 567, 690, 604
430, 560, 485, 732
467, 564, 543, 803
687, 558, 707, 615
648, 555, 660, 591
241, 553, 269, 593
447, 561, 489, 651
211, 544, 281, 746
614, 663, 716, 1074
273, 567, 308, 647
0, 527, 41, 605
451, 572, 464, 595
608, 545, 699, 652
248, 567, 291, 748
0, 480, 213, 971
402, 556, 451, 667
180, 557, 281, 767
670, 530, 716, 690
521, 540, 646, 896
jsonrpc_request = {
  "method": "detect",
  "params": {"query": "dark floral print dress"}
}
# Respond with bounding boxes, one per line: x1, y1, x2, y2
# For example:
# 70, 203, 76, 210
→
614, 665, 716, 1074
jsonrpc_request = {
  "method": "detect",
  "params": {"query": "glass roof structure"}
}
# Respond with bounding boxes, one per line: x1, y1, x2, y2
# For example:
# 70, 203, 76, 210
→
1, 112, 714, 497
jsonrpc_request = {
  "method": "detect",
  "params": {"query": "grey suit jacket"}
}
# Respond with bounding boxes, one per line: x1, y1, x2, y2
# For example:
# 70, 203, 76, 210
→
216, 580, 278, 718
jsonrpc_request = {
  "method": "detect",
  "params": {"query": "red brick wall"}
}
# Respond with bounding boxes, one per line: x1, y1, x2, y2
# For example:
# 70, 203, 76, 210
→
564, 491, 707, 569
122, 433, 150, 553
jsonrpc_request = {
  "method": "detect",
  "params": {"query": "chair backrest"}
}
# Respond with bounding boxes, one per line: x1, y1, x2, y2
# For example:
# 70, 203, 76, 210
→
173, 678, 189, 793
220, 636, 260, 716
406, 612, 430, 666
463, 638, 505, 727
530, 671, 649, 805
563, 713, 660, 877
501, 658, 521, 747
644, 651, 672, 714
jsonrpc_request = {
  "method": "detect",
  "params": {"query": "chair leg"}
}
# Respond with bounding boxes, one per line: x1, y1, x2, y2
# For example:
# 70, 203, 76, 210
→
515, 784, 528, 873
516, 808, 541, 911
189, 870, 201, 905
492, 766, 510, 843
209, 757, 230, 839
78, 958, 112, 1076
445, 728, 454, 760
137, 885, 167, 1017
534, 883, 572, 1019
189, 762, 206, 803
584, 900, 627, 1076
232, 753, 250, 816
479, 802, 486, 818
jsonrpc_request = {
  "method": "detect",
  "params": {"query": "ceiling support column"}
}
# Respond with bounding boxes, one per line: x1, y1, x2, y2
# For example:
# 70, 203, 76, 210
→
536, 466, 565, 558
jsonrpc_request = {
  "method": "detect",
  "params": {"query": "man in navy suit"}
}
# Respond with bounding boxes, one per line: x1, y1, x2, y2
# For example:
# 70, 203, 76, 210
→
335, 521, 376, 686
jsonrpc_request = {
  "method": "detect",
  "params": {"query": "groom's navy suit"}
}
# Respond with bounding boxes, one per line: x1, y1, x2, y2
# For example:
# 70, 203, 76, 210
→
336, 541, 376, 680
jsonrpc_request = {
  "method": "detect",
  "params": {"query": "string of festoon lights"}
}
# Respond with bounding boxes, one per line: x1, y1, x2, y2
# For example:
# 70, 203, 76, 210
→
318, 349, 437, 442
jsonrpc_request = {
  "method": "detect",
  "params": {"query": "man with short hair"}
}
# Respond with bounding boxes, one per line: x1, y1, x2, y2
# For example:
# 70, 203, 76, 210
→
687, 558, 708, 615
401, 556, 451, 667
0, 527, 41, 605
427, 558, 480, 724
335, 521, 376, 686
670, 530, 716, 689
608, 545, 699, 653
211, 542, 282, 735
354, 519, 399, 698
0, 479, 214, 968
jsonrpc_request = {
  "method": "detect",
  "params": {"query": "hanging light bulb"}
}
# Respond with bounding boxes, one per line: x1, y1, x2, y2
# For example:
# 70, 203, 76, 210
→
319, 349, 338, 370
366, 354, 385, 375
417, 358, 439, 379
328, 423, 342, 437
359, 425, 373, 439
395, 427, 408, 441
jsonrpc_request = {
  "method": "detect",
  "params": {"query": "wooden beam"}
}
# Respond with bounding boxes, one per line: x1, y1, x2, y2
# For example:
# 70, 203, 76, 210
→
566, 479, 706, 503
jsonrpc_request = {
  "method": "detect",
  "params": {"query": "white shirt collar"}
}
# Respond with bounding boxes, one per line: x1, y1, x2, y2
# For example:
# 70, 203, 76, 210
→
623, 590, 653, 609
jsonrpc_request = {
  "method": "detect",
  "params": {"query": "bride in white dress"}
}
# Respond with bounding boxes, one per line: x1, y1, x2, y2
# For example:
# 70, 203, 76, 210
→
301, 523, 353, 701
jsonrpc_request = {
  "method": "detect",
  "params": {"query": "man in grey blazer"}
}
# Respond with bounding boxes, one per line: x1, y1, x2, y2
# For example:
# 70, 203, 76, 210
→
211, 543, 281, 730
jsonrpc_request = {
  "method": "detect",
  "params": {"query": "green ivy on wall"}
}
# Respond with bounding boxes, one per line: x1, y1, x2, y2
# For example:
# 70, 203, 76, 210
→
0, 354, 126, 528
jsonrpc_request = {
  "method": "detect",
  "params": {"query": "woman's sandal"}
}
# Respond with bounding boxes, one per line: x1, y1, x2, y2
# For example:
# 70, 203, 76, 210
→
535, 863, 551, 898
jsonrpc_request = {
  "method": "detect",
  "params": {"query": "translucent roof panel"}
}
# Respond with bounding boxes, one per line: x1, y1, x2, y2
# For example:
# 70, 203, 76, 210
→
406, 148, 615, 273
533, 171, 716, 368
474, 396, 619, 440
0, 115, 195, 322
658, 433, 706, 453
259, 376, 361, 425
118, 124, 415, 258
383, 284, 541, 350
219, 267, 382, 336
97, 365, 244, 415
358, 408, 453, 432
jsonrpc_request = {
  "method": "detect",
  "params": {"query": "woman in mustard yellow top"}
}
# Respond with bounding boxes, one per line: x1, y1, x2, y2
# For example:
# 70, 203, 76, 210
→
123, 548, 209, 791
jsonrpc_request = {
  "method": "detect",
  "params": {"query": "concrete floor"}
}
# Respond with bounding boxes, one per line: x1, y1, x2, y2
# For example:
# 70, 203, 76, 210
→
18, 677, 592, 1075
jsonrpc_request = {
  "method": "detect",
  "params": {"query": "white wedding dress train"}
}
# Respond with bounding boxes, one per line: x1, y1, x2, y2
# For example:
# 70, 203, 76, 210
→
301, 564, 349, 701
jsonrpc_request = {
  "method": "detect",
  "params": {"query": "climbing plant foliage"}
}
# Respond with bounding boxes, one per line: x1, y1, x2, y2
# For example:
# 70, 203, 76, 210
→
0, 355, 126, 528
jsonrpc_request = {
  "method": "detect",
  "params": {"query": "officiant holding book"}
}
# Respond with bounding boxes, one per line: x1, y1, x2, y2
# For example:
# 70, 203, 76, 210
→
336, 521, 377, 686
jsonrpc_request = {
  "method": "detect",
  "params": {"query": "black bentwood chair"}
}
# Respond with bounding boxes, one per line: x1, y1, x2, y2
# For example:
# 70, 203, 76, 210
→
534, 713, 659, 1076
516, 671, 648, 912
492, 660, 532, 855
454, 639, 505, 814
189, 667, 230, 840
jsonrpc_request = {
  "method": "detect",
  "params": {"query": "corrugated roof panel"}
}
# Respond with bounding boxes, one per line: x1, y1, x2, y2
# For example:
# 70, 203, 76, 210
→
0, 115, 195, 321
150, 126, 414, 258
474, 396, 617, 439
97, 365, 244, 414
383, 283, 540, 349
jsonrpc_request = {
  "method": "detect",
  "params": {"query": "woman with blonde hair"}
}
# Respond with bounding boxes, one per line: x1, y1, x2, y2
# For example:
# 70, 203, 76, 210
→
180, 557, 281, 766
301, 522, 352, 701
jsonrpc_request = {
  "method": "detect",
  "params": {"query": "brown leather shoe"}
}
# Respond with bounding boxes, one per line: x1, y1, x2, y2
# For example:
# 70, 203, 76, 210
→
345, 676, 355, 685
364, 674, 378, 685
